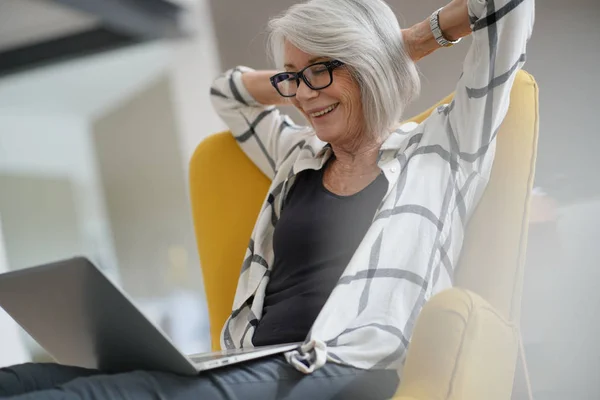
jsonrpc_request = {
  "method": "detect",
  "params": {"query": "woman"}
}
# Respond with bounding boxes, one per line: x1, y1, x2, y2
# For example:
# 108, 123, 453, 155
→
0, 0, 534, 398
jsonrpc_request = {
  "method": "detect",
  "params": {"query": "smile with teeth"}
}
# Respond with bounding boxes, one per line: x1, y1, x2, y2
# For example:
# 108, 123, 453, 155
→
309, 103, 339, 118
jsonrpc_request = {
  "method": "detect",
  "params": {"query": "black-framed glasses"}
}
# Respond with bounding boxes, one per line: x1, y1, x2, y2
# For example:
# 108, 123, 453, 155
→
270, 60, 345, 98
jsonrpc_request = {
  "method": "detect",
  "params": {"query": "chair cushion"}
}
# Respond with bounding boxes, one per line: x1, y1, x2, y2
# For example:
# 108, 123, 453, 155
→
394, 288, 519, 400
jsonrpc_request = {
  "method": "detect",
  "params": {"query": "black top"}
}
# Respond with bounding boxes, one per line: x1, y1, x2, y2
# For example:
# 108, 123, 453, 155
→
252, 161, 387, 346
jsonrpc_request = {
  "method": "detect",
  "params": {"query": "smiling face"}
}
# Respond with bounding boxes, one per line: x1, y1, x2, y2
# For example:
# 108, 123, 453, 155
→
284, 41, 367, 149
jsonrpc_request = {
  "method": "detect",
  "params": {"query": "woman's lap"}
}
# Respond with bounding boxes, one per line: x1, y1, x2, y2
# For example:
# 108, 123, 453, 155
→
0, 356, 399, 400
0, 363, 99, 397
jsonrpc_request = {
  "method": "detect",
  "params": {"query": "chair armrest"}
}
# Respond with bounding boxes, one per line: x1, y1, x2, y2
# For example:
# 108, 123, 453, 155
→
393, 288, 519, 400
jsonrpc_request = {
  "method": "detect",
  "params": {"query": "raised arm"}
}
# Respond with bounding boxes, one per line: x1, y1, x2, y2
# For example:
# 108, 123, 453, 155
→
210, 67, 308, 179
403, 0, 535, 174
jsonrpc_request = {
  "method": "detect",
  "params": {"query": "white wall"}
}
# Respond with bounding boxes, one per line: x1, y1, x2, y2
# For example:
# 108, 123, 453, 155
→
522, 0, 600, 200
0, 111, 119, 278
168, 0, 225, 176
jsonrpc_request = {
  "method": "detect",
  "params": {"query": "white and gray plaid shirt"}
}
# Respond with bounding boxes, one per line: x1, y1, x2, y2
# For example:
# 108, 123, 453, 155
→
210, 0, 535, 374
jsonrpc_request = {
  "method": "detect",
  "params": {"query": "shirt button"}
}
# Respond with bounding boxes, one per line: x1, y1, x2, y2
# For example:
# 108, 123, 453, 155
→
390, 167, 397, 173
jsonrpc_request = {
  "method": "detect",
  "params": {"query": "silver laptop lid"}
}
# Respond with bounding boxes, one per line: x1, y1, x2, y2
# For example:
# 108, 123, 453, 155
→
0, 257, 197, 375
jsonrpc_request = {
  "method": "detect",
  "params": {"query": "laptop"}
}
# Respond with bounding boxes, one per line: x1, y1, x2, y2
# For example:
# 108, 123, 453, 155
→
0, 257, 300, 376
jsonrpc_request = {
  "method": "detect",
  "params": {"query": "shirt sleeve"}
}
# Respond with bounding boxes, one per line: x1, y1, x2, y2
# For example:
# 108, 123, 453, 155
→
423, 0, 535, 174
209, 66, 309, 179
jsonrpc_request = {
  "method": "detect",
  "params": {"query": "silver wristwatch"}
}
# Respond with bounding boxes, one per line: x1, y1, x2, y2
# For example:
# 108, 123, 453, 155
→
429, 7, 462, 47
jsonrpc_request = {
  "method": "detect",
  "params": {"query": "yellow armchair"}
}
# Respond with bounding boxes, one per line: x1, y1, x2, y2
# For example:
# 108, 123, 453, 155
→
189, 70, 539, 399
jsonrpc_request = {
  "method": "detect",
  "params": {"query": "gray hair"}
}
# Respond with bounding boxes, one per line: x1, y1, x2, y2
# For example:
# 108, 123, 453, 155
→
267, 0, 420, 138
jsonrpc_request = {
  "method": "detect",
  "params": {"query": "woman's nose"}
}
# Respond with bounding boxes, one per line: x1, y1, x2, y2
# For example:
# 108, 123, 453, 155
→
295, 80, 318, 102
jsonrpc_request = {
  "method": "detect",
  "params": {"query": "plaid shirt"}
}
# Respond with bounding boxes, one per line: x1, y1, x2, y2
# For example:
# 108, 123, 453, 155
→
210, 0, 535, 374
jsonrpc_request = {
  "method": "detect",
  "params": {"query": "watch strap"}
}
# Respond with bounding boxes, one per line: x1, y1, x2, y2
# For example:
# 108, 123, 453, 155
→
429, 7, 462, 47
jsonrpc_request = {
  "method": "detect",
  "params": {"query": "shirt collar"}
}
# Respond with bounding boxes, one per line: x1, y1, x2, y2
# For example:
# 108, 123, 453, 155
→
291, 122, 418, 174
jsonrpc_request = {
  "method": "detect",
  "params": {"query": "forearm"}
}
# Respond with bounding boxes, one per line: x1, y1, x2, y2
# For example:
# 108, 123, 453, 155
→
403, 0, 472, 62
241, 70, 289, 106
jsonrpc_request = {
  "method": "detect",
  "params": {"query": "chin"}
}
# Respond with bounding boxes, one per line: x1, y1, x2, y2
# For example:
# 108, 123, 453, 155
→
313, 127, 343, 144
311, 118, 347, 144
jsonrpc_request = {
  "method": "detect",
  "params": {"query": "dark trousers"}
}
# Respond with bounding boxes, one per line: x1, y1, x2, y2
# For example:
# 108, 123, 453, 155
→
0, 356, 399, 400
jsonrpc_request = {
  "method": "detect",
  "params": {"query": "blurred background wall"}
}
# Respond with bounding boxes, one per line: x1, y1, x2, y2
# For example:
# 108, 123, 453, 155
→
0, 0, 598, 397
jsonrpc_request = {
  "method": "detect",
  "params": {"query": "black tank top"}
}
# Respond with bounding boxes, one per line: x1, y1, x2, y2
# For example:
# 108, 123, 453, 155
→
252, 161, 387, 346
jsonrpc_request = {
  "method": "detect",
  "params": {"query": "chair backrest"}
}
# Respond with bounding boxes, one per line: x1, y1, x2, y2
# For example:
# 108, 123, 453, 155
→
190, 133, 271, 350
190, 70, 539, 350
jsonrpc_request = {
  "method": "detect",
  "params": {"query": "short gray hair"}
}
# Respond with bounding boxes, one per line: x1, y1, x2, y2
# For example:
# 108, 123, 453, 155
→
267, 0, 420, 138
